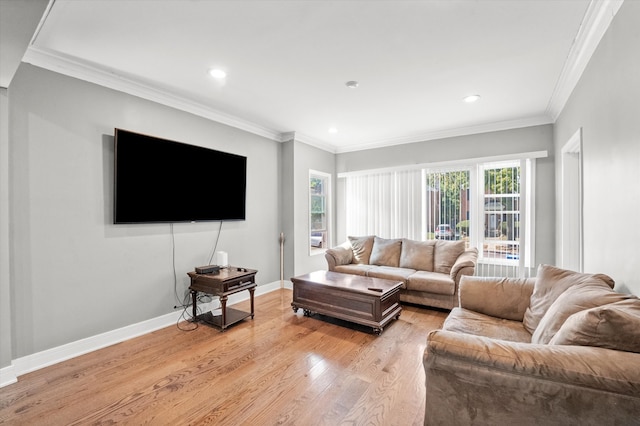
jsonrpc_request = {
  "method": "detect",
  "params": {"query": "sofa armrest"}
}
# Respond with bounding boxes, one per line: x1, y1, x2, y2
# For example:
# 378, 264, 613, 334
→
324, 242, 353, 271
458, 276, 534, 321
424, 330, 640, 424
449, 247, 478, 284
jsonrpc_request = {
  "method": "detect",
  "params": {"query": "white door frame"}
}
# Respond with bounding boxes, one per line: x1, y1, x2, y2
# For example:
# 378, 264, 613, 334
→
560, 128, 583, 272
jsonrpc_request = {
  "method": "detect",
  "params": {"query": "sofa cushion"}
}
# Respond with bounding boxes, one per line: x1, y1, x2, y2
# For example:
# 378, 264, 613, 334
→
366, 266, 416, 288
334, 264, 376, 276
399, 239, 435, 271
443, 307, 531, 343
550, 298, 640, 353
434, 240, 465, 274
348, 235, 375, 264
407, 271, 455, 295
369, 237, 402, 267
522, 264, 615, 334
531, 282, 633, 344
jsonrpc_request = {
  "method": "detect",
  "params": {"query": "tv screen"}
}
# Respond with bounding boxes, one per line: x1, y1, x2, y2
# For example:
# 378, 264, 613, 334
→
114, 128, 246, 223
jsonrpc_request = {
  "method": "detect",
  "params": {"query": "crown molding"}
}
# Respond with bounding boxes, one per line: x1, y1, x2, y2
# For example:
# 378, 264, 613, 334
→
546, 0, 623, 120
289, 132, 339, 153
22, 46, 283, 142
334, 115, 553, 154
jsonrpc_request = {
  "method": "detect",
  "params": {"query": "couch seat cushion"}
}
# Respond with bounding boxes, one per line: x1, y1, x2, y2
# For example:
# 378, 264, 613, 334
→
348, 235, 375, 264
407, 271, 455, 295
399, 239, 435, 271
366, 266, 415, 288
334, 264, 376, 276
550, 298, 640, 353
531, 282, 635, 344
443, 307, 532, 343
434, 240, 465, 274
522, 264, 615, 334
369, 237, 402, 267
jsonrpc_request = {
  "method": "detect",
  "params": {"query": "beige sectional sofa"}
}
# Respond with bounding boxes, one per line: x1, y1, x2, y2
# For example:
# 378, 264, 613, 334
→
423, 264, 640, 425
324, 235, 478, 309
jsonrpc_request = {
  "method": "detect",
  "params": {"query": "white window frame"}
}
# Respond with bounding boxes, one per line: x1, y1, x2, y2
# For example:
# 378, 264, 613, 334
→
309, 170, 331, 255
473, 159, 533, 269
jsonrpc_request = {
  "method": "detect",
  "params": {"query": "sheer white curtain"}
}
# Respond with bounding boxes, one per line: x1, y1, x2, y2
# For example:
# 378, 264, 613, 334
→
344, 169, 423, 240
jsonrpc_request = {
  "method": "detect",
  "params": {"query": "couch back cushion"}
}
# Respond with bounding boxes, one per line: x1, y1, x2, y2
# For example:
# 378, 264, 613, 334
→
399, 239, 435, 271
531, 282, 633, 344
369, 237, 402, 267
434, 240, 465, 274
550, 298, 640, 353
522, 264, 615, 334
348, 235, 375, 264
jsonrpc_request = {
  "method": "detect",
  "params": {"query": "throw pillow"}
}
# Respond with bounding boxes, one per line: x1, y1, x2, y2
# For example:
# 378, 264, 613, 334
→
434, 240, 465, 275
369, 237, 402, 267
531, 282, 632, 344
348, 235, 375, 265
550, 298, 640, 353
399, 239, 435, 271
522, 264, 615, 334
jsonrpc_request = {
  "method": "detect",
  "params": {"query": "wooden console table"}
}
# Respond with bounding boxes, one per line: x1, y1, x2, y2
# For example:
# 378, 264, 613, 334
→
187, 267, 257, 331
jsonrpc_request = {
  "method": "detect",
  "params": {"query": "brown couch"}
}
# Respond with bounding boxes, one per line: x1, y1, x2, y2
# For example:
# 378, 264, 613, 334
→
324, 235, 478, 309
423, 264, 640, 425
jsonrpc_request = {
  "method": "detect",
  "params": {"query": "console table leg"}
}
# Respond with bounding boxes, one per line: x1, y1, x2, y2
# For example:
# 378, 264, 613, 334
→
190, 290, 197, 322
220, 295, 228, 330
249, 287, 255, 319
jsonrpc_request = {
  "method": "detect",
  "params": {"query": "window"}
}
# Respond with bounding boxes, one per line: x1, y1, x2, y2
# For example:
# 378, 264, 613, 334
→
309, 170, 331, 254
424, 160, 531, 276
481, 162, 521, 262
425, 169, 470, 242
342, 152, 542, 277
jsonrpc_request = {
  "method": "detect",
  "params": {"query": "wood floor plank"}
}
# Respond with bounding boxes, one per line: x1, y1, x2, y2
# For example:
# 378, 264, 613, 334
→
0, 289, 447, 425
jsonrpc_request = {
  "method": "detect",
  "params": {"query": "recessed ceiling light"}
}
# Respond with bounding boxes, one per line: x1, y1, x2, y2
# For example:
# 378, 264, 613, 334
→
209, 69, 227, 79
345, 81, 359, 89
328, 127, 338, 134
463, 94, 481, 103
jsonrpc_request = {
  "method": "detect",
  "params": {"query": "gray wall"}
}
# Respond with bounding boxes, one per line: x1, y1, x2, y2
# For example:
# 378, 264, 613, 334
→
1, 88, 12, 369
554, 1, 640, 295
8, 64, 281, 358
280, 138, 295, 281
280, 138, 336, 280
292, 141, 336, 277
336, 125, 556, 268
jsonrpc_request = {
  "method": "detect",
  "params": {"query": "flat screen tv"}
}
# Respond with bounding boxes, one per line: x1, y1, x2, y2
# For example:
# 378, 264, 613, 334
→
114, 128, 246, 223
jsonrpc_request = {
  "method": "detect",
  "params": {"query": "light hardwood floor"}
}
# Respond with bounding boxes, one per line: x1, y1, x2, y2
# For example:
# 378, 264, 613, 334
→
0, 289, 447, 425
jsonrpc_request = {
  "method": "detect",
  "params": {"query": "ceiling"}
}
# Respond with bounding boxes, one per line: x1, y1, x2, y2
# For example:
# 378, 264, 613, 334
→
6, 1, 622, 152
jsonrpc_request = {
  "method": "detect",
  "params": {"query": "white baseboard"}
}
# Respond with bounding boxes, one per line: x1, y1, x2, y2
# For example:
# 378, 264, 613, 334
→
2, 281, 291, 388
0, 364, 17, 387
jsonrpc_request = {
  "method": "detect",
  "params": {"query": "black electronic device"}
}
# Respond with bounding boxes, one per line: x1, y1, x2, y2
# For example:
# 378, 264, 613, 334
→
195, 265, 220, 274
113, 128, 247, 223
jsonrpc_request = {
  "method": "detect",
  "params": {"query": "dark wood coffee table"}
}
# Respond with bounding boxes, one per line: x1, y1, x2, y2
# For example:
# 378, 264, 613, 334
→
290, 270, 402, 335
